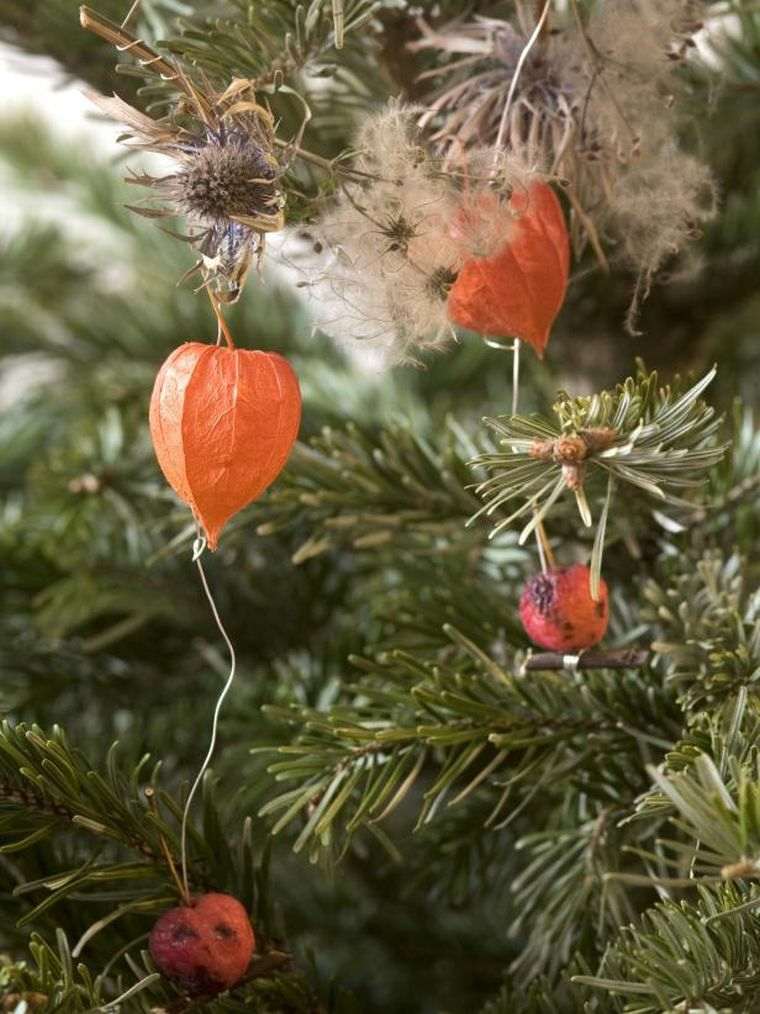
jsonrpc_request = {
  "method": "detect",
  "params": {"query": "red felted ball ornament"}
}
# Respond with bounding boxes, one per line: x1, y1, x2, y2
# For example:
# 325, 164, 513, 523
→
149, 892, 255, 995
447, 181, 570, 358
150, 342, 301, 550
519, 564, 608, 652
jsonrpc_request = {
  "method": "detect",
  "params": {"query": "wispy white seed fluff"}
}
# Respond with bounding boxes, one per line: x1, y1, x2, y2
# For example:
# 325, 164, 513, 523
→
288, 105, 540, 364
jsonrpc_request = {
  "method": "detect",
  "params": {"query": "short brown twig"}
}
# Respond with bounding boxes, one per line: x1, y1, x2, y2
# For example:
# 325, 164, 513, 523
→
525, 648, 650, 671
144, 786, 190, 904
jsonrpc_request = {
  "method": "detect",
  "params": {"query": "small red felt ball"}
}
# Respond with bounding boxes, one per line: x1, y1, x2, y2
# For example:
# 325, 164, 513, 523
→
519, 564, 608, 652
149, 893, 255, 995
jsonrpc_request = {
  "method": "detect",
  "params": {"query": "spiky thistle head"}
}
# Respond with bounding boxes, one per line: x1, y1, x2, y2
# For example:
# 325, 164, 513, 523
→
413, 16, 572, 161
87, 80, 285, 303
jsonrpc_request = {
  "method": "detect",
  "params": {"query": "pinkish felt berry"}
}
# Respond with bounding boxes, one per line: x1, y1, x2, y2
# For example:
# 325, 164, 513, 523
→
149, 892, 255, 995
519, 564, 608, 652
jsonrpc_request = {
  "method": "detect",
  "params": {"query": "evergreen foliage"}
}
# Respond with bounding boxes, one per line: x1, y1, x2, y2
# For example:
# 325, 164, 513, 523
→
0, 2, 760, 1012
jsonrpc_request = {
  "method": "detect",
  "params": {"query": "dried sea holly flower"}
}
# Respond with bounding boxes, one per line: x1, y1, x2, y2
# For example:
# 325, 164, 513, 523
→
81, 7, 285, 303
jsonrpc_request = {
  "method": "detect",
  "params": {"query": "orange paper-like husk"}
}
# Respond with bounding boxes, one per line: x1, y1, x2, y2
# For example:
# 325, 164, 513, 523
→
149, 342, 301, 549
447, 182, 570, 357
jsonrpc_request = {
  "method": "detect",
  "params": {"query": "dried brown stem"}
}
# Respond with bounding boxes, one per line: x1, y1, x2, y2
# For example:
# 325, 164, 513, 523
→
209, 291, 236, 349
145, 786, 189, 904
79, 6, 182, 86
272, 137, 380, 183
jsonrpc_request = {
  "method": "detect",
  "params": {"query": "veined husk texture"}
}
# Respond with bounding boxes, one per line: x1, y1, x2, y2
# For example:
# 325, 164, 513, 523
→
150, 343, 301, 548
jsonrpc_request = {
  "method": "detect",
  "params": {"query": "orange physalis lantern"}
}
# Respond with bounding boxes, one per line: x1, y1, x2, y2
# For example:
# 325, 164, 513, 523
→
149, 342, 301, 550
447, 181, 570, 358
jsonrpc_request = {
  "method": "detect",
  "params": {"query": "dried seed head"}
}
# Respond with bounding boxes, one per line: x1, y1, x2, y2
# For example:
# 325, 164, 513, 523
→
426, 266, 459, 301
553, 436, 588, 464
578, 427, 619, 453
412, 1, 715, 324
291, 104, 541, 365
177, 141, 278, 223
85, 81, 284, 303
377, 213, 419, 255
413, 17, 572, 157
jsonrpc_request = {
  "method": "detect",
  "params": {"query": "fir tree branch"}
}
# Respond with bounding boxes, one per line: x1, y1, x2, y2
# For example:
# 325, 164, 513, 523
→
260, 629, 680, 858
257, 421, 483, 563
161, 0, 380, 90
643, 550, 760, 713
0, 724, 325, 1011
470, 365, 727, 544
0, 726, 172, 866
634, 750, 760, 882
509, 802, 639, 984
0, 780, 74, 821
573, 883, 760, 1013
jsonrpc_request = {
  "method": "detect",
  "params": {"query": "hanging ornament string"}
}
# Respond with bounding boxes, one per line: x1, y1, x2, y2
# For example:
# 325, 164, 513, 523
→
493, 0, 552, 159
484, 338, 522, 417
480, 4, 566, 587
178, 294, 238, 900
512, 337, 521, 417
484, 0, 552, 418
120, 0, 141, 30
179, 532, 238, 902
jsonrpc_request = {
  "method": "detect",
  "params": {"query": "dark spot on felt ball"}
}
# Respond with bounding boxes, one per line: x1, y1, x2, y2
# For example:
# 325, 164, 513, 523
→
563, 622, 574, 632
214, 922, 236, 940
181, 968, 226, 996
595, 601, 605, 617
529, 573, 556, 613
172, 923, 199, 941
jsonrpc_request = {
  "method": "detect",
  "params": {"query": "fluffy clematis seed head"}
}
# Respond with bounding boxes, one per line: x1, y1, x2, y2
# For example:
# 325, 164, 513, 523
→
519, 564, 608, 652
294, 103, 542, 365
149, 893, 255, 995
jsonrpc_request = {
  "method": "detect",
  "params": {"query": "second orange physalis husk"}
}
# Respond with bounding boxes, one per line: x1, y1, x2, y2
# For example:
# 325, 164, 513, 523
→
447, 181, 570, 357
